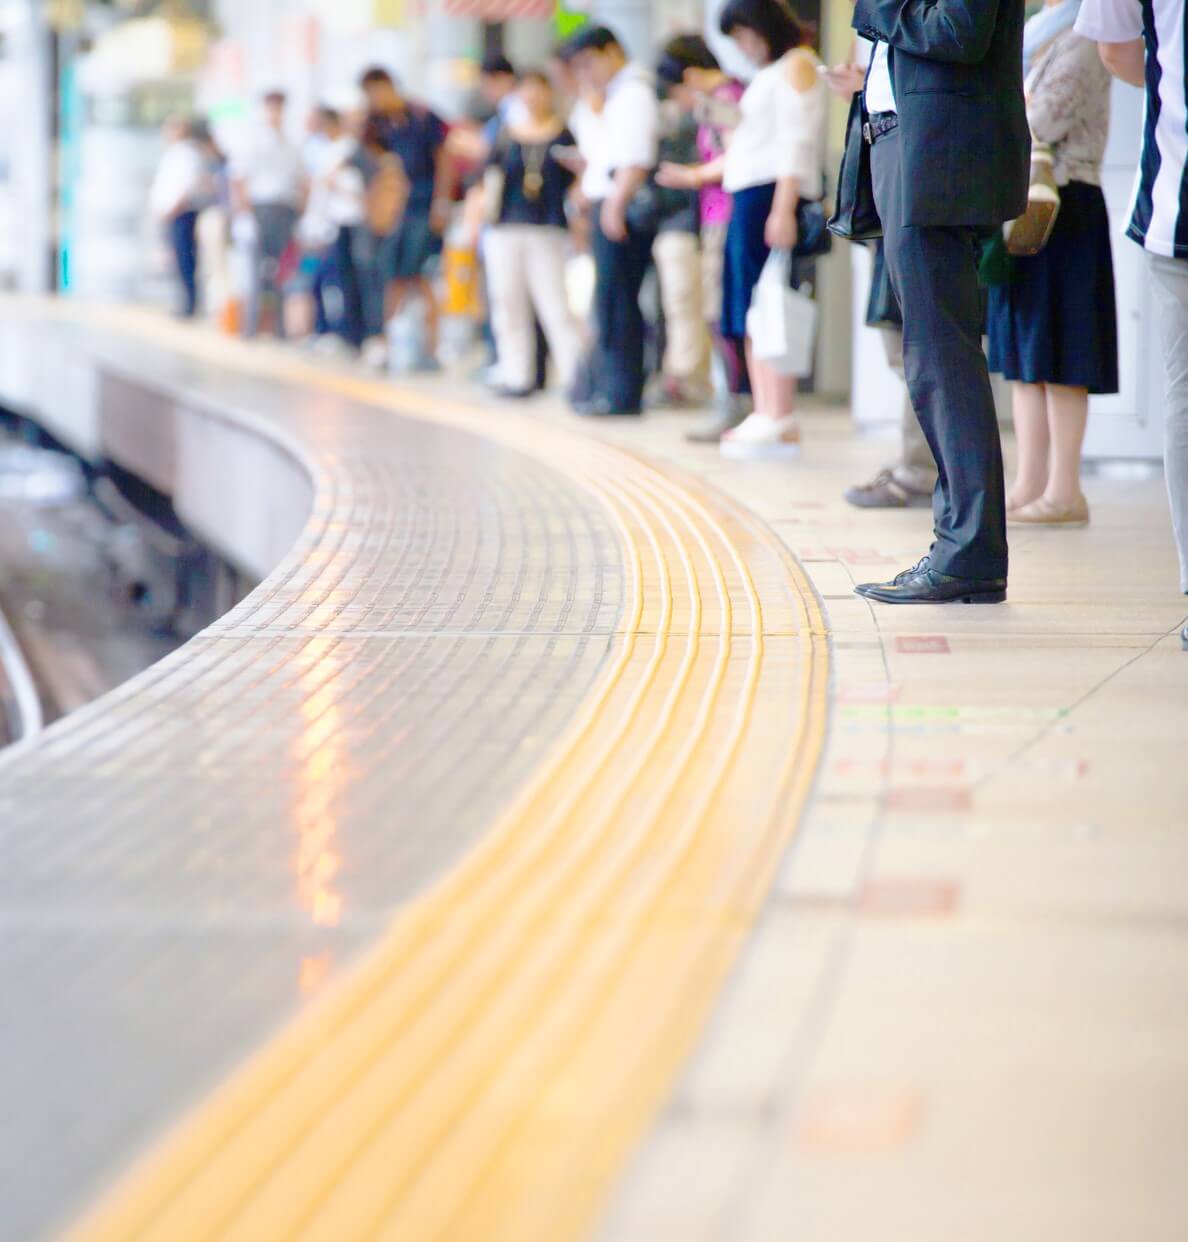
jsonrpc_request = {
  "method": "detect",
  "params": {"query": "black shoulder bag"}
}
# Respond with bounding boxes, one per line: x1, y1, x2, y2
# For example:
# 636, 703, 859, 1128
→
827, 92, 883, 242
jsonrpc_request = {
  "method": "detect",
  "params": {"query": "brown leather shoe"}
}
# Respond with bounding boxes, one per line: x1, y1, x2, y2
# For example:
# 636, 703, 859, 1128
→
844, 469, 933, 510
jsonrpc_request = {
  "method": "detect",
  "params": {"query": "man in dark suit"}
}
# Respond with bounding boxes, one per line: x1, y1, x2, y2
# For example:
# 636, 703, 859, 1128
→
851, 0, 1030, 605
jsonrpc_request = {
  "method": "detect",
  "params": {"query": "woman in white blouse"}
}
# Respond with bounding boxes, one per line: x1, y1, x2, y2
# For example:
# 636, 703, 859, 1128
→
659, 0, 825, 458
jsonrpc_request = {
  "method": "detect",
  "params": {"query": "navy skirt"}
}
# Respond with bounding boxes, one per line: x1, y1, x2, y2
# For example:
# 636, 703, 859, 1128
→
721, 182, 776, 339
987, 181, 1119, 395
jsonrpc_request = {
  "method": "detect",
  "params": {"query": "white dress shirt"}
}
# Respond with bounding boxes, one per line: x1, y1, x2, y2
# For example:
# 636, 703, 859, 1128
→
601, 63, 660, 188
570, 65, 659, 202
865, 42, 898, 114
569, 96, 610, 200
232, 126, 305, 208
150, 139, 206, 219
722, 54, 826, 198
299, 135, 364, 245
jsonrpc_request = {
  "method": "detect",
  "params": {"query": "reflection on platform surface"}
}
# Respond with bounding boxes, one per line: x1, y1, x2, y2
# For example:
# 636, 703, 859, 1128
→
2, 302, 1187, 1242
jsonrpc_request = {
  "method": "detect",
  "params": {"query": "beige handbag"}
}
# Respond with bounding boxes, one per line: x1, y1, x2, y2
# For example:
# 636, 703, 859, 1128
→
1004, 140, 1061, 257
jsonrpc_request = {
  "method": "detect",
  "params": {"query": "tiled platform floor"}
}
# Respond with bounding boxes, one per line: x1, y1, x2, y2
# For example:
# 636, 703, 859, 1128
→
4, 306, 831, 1242
5, 301, 1188, 1241
560, 401, 1188, 1242
374, 366, 1188, 1241
0, 313, 629, 1242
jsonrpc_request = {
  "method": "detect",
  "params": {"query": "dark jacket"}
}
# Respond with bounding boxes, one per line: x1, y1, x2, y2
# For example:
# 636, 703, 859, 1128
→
852, 0, 1030, 229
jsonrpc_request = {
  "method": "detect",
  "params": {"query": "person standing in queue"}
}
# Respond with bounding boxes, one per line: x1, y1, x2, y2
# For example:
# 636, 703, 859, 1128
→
659, 0, 826, 459
478, 53, 529, 153
824, 54, 938, 509
232, 91, 306, 340
482, 71, 584, 398
652, 92, 712, 409
656, 35, 752, 442
988, 7, 1118, 530
1076, 0, 1188, 649
149, 116, 208, 319
851, 0, 1030, 605
564, 27, 661, 418
358, 67, 452, 372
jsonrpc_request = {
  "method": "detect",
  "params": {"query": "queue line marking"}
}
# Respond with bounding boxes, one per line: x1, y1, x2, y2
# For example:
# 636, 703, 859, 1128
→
49, 305, 831, 1242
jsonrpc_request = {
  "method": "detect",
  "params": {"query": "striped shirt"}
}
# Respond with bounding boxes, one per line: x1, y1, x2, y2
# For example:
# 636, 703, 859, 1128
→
1077, 0, 1188, 257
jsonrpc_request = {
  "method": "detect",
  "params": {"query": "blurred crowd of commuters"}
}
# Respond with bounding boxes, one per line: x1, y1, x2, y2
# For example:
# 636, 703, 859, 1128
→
149, 0, 832, 455
148, 0, 1188, 625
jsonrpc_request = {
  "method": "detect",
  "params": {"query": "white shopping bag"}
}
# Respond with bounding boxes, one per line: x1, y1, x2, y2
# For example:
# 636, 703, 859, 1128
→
746, 250, 817, 377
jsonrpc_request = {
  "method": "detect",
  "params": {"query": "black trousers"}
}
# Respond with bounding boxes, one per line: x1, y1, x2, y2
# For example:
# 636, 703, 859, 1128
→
590, 205, 655, 412
169, 210, 199, 318
871, 129, 1008, 582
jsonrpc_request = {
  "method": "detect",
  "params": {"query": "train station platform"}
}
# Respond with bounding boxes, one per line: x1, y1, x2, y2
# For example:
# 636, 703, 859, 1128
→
2, 300, 1186, 1242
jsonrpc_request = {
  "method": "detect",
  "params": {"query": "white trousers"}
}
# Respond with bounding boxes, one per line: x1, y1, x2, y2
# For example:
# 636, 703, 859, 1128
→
1151, 252, 1188, 594
485, 225, 582, 392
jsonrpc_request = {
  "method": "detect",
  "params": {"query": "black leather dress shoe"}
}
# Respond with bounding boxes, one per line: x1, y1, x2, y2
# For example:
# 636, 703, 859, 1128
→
856, 556, 1006, 605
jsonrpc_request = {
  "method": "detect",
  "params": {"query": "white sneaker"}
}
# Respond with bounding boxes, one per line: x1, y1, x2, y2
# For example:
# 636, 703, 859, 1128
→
361, 337, 389, 372
720, 414, 801, 461
313, 334, 351, 358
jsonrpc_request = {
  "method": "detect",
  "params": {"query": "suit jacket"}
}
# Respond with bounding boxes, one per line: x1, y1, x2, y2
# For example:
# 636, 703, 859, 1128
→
852, 0, 1030, 229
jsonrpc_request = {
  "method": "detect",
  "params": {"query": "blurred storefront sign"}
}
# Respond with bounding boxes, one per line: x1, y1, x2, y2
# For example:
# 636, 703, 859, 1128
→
444, 0, 553, 15
202, 37, 246, 96
45, 0, 85, 33
61, 8, 212, 303
81, 15, 210, 89
309, 0, 410, 34
281, 14, 320, 67
308, 0, 370, 35
373, 0, 408, 24
555, 1, 590, 37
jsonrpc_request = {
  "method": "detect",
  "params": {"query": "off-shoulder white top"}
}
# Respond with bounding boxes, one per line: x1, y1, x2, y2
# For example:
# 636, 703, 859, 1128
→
723, 52, 826, 199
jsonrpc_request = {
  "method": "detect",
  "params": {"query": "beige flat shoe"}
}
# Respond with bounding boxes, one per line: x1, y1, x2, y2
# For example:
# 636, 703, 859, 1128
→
1008, 496, 1089, 528
1006, 493, 1042, 518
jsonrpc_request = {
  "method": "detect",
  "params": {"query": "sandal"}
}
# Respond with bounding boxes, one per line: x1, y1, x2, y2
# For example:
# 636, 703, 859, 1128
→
720, 414, 801, 461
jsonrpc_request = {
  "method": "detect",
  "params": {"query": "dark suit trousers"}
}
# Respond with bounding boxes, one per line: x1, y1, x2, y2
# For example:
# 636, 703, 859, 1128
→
591, 206, 655, 412
871, 130, 1008, 582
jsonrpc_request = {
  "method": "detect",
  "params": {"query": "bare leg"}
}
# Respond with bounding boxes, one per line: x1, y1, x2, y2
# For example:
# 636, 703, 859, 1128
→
765, 366, 797, 419
1008, 381, 1049, 510
744, 339, 796, 418
385, 278, 409, 324
744, 337, 768, 414
415, 275, 439, 358
1043, 383, 1089, 508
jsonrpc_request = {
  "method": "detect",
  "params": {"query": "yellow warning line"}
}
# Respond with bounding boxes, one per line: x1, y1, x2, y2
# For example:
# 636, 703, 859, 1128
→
49, 306, 831, 1242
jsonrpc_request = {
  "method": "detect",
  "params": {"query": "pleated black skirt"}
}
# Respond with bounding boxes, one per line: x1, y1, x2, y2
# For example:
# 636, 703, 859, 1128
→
987, 180, 1119, 395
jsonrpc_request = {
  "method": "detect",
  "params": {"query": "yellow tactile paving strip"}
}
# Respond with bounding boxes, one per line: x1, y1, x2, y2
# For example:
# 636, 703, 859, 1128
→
49, 309, 829, 1242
